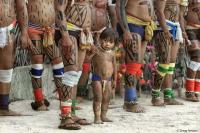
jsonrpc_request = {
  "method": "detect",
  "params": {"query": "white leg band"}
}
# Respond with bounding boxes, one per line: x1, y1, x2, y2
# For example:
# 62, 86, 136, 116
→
188, 61, 200, 72
63, 71, 79, 87
0, 69, 13, 83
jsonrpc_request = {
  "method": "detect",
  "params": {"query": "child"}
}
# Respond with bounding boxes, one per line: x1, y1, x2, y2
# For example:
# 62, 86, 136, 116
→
91, 28, 117, 124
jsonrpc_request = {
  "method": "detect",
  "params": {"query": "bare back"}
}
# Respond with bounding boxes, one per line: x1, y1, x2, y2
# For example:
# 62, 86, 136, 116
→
27, 0, 55, 26
186, 1, 200, 25
0, 0, 16, 27
126, 0, 151, 22
92, 48, 114, 80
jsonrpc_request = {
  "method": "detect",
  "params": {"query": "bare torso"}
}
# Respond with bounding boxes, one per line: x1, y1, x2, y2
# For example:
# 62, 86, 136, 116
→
91, 0, 109, 31
0, 0, 16, 27
92, 48, 114, 80
27, 0, 55, 26
66, 0, 92, 28
186, 1, 200, 25
126, 0, 151, 22
164, 0, 180, 22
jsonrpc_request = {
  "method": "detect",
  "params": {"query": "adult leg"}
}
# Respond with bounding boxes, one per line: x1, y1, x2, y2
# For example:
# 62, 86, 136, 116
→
163, 41, 183, 105
71, 46, 91, 125
55, 31, 81, 130
28, 33, 49, 111
123, 33, 144, 113
0, 36, 19, 116
71, 48, 86, 115
152, 32, 171, 106
77, 53, 91, 98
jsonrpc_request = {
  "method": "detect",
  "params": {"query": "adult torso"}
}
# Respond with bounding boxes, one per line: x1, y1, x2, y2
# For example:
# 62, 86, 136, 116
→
91, 0, 109, 31
126, 0, 151, 22
27, 0, 55, 26
0, 0, 16, 27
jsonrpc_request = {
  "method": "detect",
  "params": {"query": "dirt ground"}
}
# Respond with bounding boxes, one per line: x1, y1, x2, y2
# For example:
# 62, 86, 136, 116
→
0, 96, 199, 133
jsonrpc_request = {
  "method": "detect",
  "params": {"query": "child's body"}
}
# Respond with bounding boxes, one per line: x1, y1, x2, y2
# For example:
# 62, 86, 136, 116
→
91, 28, 117, 124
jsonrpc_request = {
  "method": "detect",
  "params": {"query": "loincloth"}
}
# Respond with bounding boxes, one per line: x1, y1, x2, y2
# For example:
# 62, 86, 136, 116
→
92, 73, 112, 81
28, 22, 55, 47
28, 22, 60, 59
92, 74, 112, 92
117, 23, 145, 41
117, 14, 156, 41
66, 22, 94, 50
0, 21, 16, 48
155, 20, 183, 43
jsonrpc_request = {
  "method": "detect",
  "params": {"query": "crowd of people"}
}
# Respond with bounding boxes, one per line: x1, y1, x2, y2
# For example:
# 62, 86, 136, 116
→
0, 0, 199, 130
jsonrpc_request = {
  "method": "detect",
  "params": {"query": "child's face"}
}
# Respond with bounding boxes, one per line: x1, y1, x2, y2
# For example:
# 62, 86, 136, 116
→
101, 40, 115, 50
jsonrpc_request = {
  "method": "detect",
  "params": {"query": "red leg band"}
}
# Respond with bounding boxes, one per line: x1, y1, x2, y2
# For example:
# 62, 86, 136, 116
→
194, 80, 200, 92
185, 79, 195, 92
61, 101, 71, 116
33, 88, 44, 102
82, 63, 90, 73
126, 63, 142, 75
61, 106, 71, 115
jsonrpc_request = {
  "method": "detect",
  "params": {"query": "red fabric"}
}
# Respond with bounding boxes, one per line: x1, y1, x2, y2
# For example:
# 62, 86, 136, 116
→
61, 106, 71, 115
194, 80, 200, 92
82, 63, 90, 73
126, 63, 142, 75
139, 79, 145, 85
120, 64, 126, 74
186, 79, 195, 92
33, 89, 44, 102
136, 68, 142, 77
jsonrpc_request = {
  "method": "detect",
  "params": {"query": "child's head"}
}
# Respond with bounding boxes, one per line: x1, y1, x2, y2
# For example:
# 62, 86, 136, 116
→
99, 28, 116, 50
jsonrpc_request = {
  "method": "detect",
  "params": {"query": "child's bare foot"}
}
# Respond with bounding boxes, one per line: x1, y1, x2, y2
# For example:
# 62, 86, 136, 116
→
101, 117, 113, 122
94, 118, 103, 124
94, 116, 103, 124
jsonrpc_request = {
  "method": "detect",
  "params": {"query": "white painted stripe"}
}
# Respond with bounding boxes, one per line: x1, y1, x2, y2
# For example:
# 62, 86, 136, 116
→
53, 62, 64, 70
32, 64, 43, 70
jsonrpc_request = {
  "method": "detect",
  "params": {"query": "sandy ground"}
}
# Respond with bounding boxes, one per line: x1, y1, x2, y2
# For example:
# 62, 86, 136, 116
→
0, 96, 200, 133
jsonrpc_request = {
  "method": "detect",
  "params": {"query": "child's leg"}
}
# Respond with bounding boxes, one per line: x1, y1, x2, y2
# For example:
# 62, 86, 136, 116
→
92, 81, 103, 124
101, 81, 113, 122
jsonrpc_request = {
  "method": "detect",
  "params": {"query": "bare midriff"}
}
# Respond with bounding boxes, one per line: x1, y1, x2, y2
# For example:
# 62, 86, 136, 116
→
92, 51, 114, 80
28, 0, 55, 27
91, 0, 108, 31
125, 0, 151, 22
0, 0, 16, 27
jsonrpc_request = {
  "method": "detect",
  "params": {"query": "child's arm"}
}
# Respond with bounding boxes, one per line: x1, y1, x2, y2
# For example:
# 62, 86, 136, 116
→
87, 45, 98, 60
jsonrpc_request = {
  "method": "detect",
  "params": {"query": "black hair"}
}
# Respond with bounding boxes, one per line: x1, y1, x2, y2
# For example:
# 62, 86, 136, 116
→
99, 28, 117, 43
